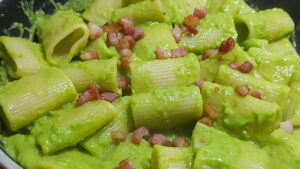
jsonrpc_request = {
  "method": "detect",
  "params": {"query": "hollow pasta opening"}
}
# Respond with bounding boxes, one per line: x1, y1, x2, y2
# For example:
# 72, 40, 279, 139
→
53, 28, 85, 60
235, 22, 249, 44
0, 43, 17, 78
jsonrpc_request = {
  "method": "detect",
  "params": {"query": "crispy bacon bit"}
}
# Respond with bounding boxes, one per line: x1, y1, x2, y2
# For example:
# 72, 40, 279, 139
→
118, 17, 135, 35
172, 25, 183, 43
215, 87, 220, 92
193, 8, 208, 19
117, 32, 124, 40
251, 91, 262, 100
117, 38, 131, 50
150, 134, 168, 146
180, 25, 189, 32
229, 61, 254, 74
107, 32, 119, 46
229, 62, 240, 69
124, 35, 136, 49
102, 25, 123, 33
200, 49, 218, 62
119, 49, 133, 58
88, 22, 103, 40
280, 120, 294, 134
111, 131, 126, 143
80, 51, 99, 61
184, 15, 199, 34
187, 26, 198, 35
114, 159, 135, 169
76, 85, 101, 106
132, 126, 151, 144
194, 78, 206, 91
133, 28, 144, 41
100, 92, 119, 103
219, 37, 235, 53
155, 47, 169, 59
117, 75, 131, 90
235, 85, 249, 97
173, 136, 188, 147
198, 117, 212, 127
238, 61, 253, 74
171, 48, 187, 58
184, 15, 199, 27
120, 57, 131, 70
204, 104, 218, 120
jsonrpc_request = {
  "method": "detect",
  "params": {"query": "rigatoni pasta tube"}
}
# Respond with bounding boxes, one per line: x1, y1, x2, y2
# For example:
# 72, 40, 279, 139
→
80, 96, 134, 156
235, 8, 294, 42
0, 68, 77, 131
0, 36, 47, 78
131, 86, 203, 129
215, 65, 290, 119
82, 0, 127, 26
38, 10, 89, 66
179, 13, 237, 53
111, 0, 170, 25
152, 145, 194, 169
130, 54, 200, 93
60, 58, 119, 93
33, 100, 117, 154
134, 22, 178, 61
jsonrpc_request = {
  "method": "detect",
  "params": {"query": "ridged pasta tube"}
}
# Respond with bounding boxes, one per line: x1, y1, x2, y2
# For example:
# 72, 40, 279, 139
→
206, 0, 255, 16
0, 36, 47, 78
82, 0, 127, 26
202, 82, 281, 143
0, 68, 77, 131
268, 38, 299, 59
179, 13, 237, 53
131, 86, 203, 129
60, 58, 119, 93
33, 100, 117, 154
215, 65, 290, 118
235, 8, 294, 42
152, 145, 194, 169
80, 97, 134, 156
111, 0, 170, 25
131, 54, 200, 93
38, 10, 89, 66
247, 47, 299, 86
134, 22, 178, 61
192, 123, 269, 169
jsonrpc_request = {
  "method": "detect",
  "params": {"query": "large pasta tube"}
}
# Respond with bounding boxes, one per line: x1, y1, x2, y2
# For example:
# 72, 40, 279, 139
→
33, 100, 117, 154
111, 0, 170, 25
38, 10, 89, 66
235, 8, 294, 42
0, 68, 77, 131
60, 58, 119, 93
215, 65, 290, 118
130, 54, 200, 93
192, 123, 269, 169
152, 145, 194, 169
131, 86, 203, 129
80, 96, 134, 156
0, 36, 47, 78
82, 0, 127, 26
134, 22, 178, 61
179, 13, 237, 53
202, 82, 281, 143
